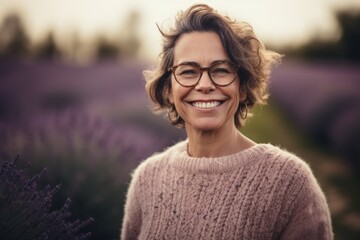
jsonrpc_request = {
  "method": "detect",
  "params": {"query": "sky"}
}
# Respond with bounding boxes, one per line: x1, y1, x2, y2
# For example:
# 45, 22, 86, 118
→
0, 0, 359, 59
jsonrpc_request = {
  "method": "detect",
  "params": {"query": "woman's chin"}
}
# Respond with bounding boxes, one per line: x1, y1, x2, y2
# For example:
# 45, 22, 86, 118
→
185, 120, 224, 133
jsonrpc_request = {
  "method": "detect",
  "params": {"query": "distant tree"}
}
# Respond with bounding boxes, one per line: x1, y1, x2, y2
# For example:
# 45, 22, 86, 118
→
95, 36, 121, 59
337, 9, 360, 61
283, 8, 360, 61
94, 10, 142, 60
35, 32, 61, 60
0, 13, 30, 59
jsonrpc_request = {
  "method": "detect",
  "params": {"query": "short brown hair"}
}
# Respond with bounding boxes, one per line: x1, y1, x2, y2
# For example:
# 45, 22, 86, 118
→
144, 4, 282, 128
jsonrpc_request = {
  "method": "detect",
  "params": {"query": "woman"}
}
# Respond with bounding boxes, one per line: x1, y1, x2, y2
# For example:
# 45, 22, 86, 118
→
121, 4, 333, 240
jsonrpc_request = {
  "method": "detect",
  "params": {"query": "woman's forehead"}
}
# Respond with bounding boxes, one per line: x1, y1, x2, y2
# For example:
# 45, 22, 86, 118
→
173, 31, 228, 65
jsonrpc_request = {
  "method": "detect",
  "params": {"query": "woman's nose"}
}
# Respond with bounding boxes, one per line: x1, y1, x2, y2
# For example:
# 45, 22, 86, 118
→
195, 71, 215, 92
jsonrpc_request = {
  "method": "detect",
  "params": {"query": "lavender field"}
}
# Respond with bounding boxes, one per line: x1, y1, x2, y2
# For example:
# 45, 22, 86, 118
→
0, 59, 359, 239
270, 60, 360, 169
0, 59, 186, 239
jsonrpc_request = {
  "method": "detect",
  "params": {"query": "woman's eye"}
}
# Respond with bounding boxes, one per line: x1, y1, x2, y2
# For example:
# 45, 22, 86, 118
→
177, 68, 199, 77
181, 70, 196, 74
212, 68, 231, 74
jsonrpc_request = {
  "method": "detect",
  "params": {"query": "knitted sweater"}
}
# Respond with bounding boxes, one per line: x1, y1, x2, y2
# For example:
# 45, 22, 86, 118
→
121, 140, 333, 240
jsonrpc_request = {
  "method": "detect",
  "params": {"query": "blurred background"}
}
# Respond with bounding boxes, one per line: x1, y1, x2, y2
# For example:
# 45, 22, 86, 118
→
0, 0, 359, 239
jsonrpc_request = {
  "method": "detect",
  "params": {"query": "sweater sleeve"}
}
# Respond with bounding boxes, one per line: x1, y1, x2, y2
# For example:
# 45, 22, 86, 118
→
278, 160, 333, 240
121, 167, 143, 240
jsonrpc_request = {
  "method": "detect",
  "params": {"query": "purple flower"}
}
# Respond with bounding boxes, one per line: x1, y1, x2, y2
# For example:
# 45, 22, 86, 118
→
0, 156, 93, 240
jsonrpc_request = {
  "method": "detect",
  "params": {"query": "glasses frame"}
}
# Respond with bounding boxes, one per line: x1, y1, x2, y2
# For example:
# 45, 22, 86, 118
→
168, 60, 239, 87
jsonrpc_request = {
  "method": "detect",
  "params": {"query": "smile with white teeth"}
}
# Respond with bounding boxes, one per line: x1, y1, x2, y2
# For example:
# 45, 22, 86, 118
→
192, 101, 222, 109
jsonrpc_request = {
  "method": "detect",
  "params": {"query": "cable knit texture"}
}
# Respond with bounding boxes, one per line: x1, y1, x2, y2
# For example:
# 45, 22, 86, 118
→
121, 140, 333, 240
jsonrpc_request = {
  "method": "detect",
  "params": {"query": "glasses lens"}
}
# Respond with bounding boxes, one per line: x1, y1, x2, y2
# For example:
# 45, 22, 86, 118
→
210, 62, 238, 86
174, 64, 200, 86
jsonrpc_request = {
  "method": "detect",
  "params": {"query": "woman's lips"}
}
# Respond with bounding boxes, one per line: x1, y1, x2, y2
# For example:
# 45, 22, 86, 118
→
190, 100, 224, 109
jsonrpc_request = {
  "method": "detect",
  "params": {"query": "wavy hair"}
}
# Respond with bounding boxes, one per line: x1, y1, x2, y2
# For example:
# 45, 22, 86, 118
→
144, 4, 282, 128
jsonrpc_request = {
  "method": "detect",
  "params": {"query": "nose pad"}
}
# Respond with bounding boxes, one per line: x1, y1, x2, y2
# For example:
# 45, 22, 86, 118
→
195, 71, 215, 92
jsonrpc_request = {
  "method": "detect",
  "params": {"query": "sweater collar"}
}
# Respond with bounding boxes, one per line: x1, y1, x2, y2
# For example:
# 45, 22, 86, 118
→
167, 140, 272, 173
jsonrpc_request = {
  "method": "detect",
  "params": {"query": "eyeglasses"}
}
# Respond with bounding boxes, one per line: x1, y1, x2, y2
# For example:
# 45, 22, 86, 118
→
168, 60, 239, 87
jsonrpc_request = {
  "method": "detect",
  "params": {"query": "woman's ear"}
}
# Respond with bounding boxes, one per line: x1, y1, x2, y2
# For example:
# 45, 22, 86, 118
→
168, 90, 174, 104
240, 92, 246, 102
239, 85, 247, 102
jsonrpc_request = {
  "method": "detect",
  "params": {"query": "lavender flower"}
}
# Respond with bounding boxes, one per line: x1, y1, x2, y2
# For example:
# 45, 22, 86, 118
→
0, 156, 93, 240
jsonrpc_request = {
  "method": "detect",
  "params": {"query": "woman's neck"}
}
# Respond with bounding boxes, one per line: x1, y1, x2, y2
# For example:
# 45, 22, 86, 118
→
185, 123, 255, 158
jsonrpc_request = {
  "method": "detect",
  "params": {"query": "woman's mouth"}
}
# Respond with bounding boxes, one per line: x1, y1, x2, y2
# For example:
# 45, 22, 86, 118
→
191, 101, 223, 109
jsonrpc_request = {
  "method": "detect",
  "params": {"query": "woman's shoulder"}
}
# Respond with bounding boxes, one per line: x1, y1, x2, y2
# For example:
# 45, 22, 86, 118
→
262, 145, 332, 238
256, 144, 327, 212
261, 144, 324, 197
262, 144, 314, 175
255, 144, 323, 194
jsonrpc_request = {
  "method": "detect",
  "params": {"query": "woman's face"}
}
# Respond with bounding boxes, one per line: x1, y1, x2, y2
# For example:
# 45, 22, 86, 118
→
170, 31, 244, 132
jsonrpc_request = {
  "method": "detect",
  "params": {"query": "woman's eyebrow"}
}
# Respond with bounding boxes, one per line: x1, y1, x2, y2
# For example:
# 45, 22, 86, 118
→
177, 59, 229, 66
177, 61, 199, 66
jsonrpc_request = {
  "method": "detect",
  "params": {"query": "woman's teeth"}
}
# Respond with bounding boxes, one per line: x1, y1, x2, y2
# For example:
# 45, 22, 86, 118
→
192, 101, 221, 109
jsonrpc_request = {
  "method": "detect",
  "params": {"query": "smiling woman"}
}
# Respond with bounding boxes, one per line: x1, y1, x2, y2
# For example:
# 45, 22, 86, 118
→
121, 4, 333, 240
169, 32, 243, 139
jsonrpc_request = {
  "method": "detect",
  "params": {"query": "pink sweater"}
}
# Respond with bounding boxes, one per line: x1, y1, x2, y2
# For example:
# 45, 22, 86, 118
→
121, 140, 333, 240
